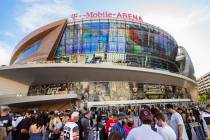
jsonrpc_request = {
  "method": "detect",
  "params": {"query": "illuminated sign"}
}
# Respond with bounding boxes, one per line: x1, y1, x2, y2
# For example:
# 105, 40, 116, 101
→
70, 11, 143, 23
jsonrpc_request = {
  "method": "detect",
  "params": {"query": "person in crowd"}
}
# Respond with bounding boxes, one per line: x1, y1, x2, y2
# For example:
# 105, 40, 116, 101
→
118, 108, 124, 114
80, 107, 88, 118
62, 111, 70, 127
78, 107, 87, 140
125, 115, 135, 136
48, 111, 62, 140
165, 104, 189, 140
29, 116, 45, 140
181, 113, 192, 140
63, 111, 80, 140
105, 111, 118, 137
12, 112, 24, 140
110, 113, 127, 140
141, 105, 151, 110
192, 106, 200, 122
0, 106, 12, 140
151, 107, 161, 131
201, 104, 210, 140
108, 131, 123, 140
105, 112, 118, 136
155, 112, 176, 140
126, 109, 163, 140
95, 114, 106, 140
177, 107, 184, 116
43, 112, 51, 140
79, 111, 93, 140
17, 110, 34, 140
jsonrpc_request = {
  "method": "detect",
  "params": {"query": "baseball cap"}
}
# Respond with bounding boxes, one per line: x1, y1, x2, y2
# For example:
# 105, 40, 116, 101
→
118, 112, 127, 119
139, 109, 153, 121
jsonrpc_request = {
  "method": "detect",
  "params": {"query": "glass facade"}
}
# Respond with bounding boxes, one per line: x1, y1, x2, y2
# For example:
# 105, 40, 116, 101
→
14, 40, 41, 64
55, 20, 179, 72
28, 81, 190, 101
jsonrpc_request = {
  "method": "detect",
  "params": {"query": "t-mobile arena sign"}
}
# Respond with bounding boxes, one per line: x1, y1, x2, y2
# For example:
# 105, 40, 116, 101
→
71, 11, 143, 23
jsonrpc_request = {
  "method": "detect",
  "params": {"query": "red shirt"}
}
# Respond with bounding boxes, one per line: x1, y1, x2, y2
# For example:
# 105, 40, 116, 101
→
105, 118, 118, 134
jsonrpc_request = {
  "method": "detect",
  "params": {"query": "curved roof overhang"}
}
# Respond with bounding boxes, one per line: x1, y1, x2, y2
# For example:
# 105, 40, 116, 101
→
0, 63, 196, 88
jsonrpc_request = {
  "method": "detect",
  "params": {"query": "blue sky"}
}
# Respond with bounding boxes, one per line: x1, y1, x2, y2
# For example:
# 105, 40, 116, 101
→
0, 0, 210, 78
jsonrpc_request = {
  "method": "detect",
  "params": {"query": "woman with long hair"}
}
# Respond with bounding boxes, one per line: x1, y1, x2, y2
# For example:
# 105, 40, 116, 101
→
29, 116, 45, 140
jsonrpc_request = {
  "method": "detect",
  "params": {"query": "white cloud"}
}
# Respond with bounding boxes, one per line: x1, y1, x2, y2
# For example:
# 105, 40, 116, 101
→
0, 31, 15, 38
16, 0, 76, 33
0, 41, 13, 66
5, 32, 14, 37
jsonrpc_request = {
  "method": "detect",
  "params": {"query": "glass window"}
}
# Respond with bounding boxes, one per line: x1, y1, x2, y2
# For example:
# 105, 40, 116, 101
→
14, 40, 41, 63
118, 42, 126, 53
126, 45, 134, 53
108, 42, 117, 52
90, 42, 97, 52
118, 29, 125, 36
118, 37, 125, 43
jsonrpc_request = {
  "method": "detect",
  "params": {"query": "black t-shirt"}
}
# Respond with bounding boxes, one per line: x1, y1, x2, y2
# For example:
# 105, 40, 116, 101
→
0, 114, 12, 132
19, 117, 32, 130
80, 117, 90, 138
17, 117, 33, 140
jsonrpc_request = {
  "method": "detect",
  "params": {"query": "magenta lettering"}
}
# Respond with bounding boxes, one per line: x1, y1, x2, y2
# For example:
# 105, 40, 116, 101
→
71, 12, 143, 23
132, 14, 138, 21
86, 12, 92, 18
117, 12, 123, 19
128, 13, 133, 20
122, 13, 127, 19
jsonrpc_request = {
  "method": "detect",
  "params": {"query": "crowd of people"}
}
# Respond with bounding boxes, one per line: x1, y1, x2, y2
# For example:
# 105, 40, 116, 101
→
0, 103, 209, 140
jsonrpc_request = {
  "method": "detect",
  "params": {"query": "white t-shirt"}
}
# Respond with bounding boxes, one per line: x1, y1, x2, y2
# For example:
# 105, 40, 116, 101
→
12, 116, 24, 128
64, 122, 79, 140
126, 124, 163, 140
157, 124, 176, 140
201, 111, 210, 138
169, 112, 188, 140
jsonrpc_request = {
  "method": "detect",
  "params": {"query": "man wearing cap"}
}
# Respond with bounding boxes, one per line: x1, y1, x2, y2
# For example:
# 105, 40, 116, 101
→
105, 112, 118, 136
63, 111, 80, 140
110, 112, 127, 140
126, 109, 163, 140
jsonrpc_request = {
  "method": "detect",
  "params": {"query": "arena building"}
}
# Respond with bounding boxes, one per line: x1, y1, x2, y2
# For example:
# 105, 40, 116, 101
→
0, 12, 197, 110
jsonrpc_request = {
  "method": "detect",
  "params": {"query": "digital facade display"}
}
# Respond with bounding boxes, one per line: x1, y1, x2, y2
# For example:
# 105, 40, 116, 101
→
55, 20, 179, 72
